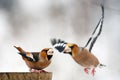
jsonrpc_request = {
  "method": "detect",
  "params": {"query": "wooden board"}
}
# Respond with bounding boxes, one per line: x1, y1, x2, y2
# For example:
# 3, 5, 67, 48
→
0, 72, 52, 80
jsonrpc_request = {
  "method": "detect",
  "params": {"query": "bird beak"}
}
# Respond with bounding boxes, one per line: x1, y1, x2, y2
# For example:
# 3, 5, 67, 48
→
47, 49, 54, 55
63, 46, 71, 53
47, 49, 54, 60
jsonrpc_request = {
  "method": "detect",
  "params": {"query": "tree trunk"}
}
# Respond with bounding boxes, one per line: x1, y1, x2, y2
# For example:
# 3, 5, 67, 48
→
0, 72, 52, 80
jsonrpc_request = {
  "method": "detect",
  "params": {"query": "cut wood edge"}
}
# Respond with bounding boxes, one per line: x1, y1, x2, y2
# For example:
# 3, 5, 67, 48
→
0, 72, 52, 80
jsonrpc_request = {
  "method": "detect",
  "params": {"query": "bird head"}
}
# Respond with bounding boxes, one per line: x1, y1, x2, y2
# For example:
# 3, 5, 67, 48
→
50, 38, 80, 57
63, 43, 80, 57
41, 48, 54, 60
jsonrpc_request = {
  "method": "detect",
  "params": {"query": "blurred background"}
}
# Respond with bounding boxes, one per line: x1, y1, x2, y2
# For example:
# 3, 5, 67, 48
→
0, 0, 120, 80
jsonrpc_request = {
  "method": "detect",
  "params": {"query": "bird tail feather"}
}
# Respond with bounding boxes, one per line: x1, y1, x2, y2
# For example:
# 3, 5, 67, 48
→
14, 46, 25, 52
98, 63, 106, 68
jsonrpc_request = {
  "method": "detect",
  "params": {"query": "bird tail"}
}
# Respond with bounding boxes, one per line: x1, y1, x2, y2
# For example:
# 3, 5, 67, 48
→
14, 46, 25, 52
98, 63, 106, 68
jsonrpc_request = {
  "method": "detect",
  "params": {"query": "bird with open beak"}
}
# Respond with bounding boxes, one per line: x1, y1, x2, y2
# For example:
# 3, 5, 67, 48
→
50, 4, 105, 76
51, 39, 105, 76
14, 46, 54, 72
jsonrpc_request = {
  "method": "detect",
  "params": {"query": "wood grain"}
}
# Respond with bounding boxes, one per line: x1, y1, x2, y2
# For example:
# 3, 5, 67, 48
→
0, 72, 52, 80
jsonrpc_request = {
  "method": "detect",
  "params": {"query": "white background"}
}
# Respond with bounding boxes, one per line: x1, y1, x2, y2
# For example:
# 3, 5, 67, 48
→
0, 0, 120, 80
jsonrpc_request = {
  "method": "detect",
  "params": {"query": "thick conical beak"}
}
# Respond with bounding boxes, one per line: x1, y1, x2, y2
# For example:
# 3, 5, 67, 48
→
47, 49, 54, 60
63, 46, 71, 53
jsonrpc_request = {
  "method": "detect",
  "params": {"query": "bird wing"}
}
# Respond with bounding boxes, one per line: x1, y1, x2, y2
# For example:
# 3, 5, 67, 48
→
84, 5, 104, 52
31, 52, 39, 62
51, 38, 67, 52
18, 52, 39, 62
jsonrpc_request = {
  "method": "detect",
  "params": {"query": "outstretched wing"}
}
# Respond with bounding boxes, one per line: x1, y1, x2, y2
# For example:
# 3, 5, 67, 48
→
51, 38, 67, 52
84, 4, 104, 52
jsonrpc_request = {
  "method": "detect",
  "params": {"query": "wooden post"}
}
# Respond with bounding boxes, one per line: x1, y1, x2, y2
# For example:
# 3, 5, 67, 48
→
0, 72, 52, 80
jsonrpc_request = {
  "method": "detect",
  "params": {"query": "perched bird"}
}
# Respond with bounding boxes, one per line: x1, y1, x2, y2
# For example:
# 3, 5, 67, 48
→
51, 39, 105, 76
14, 46, 54, 72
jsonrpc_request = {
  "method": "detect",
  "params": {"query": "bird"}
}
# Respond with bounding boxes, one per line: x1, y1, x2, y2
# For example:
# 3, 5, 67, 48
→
50, 4, 105, 76
51, 39, 105, 76
14, 46, 54, 72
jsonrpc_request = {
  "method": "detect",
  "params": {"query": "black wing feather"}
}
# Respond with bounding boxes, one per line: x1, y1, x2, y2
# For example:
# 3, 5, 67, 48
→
18, 52, 40, 62
18, 52, 35, 62
31, 52, 39, 62
51, 38, 67, 52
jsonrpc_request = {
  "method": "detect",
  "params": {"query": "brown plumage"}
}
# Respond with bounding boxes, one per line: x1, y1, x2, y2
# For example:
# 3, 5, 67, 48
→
14, 46, 53, 72
51, 39, 105, 76
64, 43, 99, 68
63, 43, 100, 75
51, 5, 105, 76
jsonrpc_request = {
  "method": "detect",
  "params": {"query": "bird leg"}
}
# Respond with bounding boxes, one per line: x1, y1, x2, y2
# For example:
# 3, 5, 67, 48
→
91, 68, 96, 76
30, 69, 48, 73
84, 68, 89, 74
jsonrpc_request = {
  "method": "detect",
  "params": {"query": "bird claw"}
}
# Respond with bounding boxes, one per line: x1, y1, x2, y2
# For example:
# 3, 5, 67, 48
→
30, 69, 48, 73
91, 68, 96, 76
84, 68, 96, 76
84, 68, 89, 74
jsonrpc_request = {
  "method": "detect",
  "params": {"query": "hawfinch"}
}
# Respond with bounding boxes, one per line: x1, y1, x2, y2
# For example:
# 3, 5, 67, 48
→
51, 39, 105, 76
14, 46, 54, 72
50, 4, 105, 76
